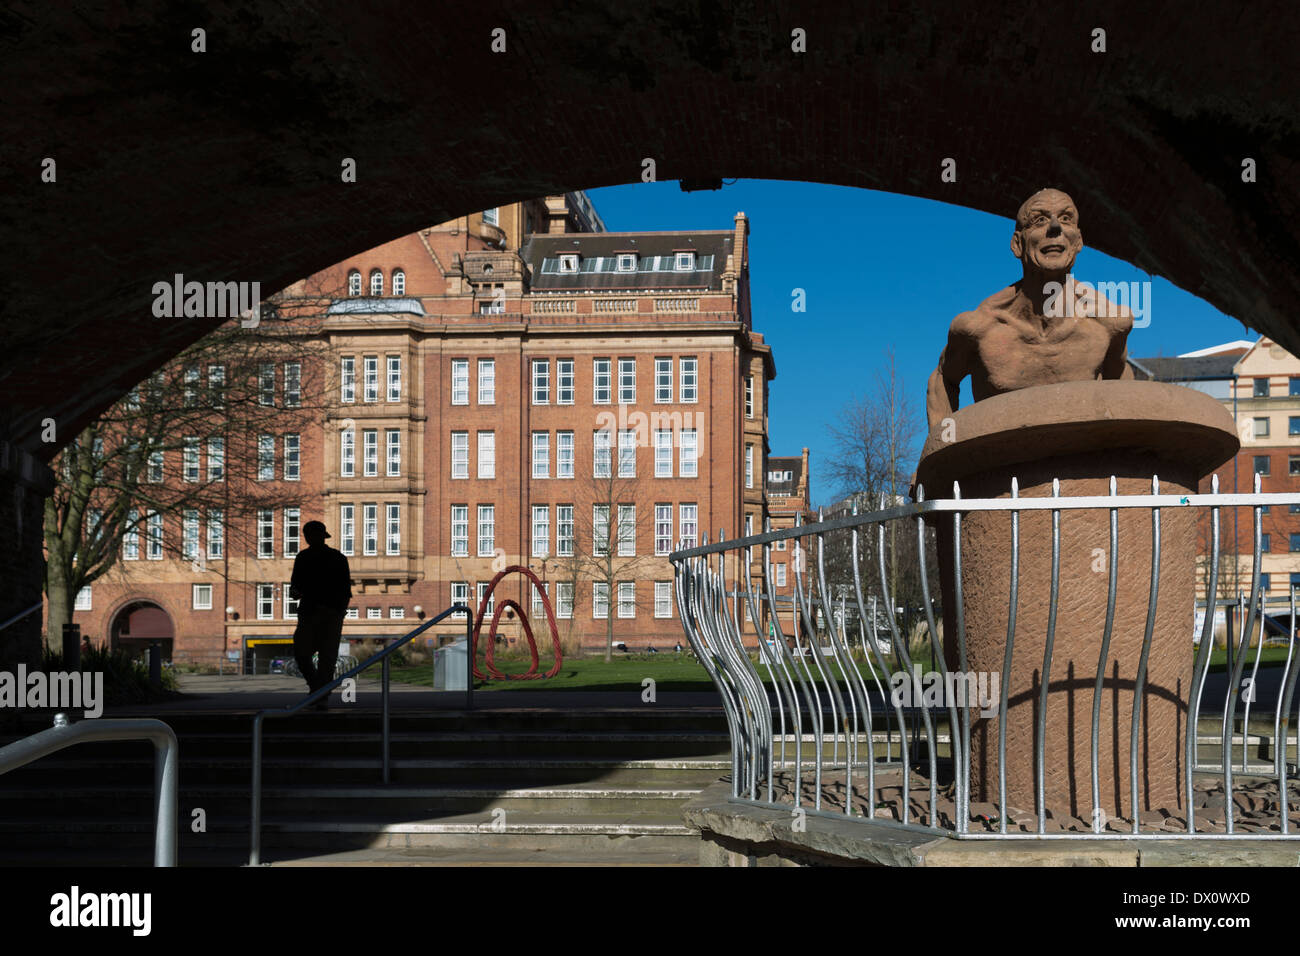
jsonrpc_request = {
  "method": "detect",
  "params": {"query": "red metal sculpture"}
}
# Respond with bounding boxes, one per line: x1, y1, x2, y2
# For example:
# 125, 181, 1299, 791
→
470, 565, 562, 680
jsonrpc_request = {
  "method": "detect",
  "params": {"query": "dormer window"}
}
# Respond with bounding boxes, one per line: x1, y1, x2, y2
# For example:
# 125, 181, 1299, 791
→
558, 253, 579, 273
617, 253, 636, 272
392, 270, 405, 295
482, 263, 494, 275
483, 207, 499, 227
370, 270, 384, 295
675, 251, 695, 271
348, 270, 362, 296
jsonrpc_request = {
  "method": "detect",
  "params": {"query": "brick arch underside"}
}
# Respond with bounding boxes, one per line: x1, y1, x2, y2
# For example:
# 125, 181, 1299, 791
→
4, 0, 1298, 455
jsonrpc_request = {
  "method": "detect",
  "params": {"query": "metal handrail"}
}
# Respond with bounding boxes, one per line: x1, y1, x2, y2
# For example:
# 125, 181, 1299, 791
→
0, 601, 43, 633
0, 713, 179, 865
249, 603, 473, 865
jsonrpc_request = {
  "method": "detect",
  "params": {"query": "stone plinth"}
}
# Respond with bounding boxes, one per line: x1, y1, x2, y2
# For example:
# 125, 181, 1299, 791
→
915, 381, 1239, 819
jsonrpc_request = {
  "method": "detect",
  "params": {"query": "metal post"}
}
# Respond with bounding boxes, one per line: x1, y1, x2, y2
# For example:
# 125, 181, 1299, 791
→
250, 713, 263, 866
465, 606, 474, 711
381, 654, 390, 784
149, 641, 161, 689
62, 622, 80, 670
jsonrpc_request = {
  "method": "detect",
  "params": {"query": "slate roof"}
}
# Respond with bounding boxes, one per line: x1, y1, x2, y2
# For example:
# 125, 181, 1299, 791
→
521, 231, 732, 292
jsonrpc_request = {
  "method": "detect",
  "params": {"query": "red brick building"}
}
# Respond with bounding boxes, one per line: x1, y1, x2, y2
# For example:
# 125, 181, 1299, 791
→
64, 195, 778, 666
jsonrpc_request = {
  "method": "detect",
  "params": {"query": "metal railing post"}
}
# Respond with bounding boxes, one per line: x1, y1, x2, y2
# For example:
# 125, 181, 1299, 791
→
382, 654, 390, 784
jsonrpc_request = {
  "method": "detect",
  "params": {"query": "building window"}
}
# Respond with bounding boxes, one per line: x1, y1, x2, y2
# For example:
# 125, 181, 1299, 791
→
533, 359, 550, 404
1290, 417, 1300, 436
593, 583, 609, 619
532, 505, 550, 558
1255, 455, 1271, 476
284, 362, 302, 408
478, 431, 495, 479
559, 253, 578, 273
617, 504, 635, 556
284, 583, 299, 620
616, 582, 635, 618
593, 505, 610, 556
146, 511, 163, 559
341, 427, 355, 477
478, 505, 495, 556
1291, 456, 1300, 476
675, 251, 695, 271
680, 429, 698, 477
653, 430, 673, 478
775, 564, 787, 586
680, 357, 698, 403
363, 355, 379, 403
1291, 533, 1300, 553
207, 437, 224, 482
386, 429, 401, 476
182, 510, 200, 561
618, 358, 636, 404
557, 359, 575, 405
655, 504, 672, 555
655, 582, 672, 619
745, 376, 754, 418
345, 608, 359, 620
533, 432, 549, 478
483, 207, 499, 226
284, 508, 300, 557
617, 253, 636, 272
367, 607, 382, 619
284, 434, 300, 480
478, 358, 495, 404
386, 355, 401, 402
745, 513, 754, 537
257, 584, 275, 620
451, 505, 469, 556
258, 434, 274, 480
258, 363, 275, 407
1254, 377, 1270, 397
1255, 417, 1270, 438
1262, 533, 1272, 553
451, 431, 469, 479
341, 356, 356, 404
557, 431, 575, 479
477, 582, 495, 617
392, 270, 406, 296
1291, 378, 1300, 397
258, 509, 274, 558
594, 358, 612, 404
1259, 573, 1272, 592
363, 429, 378, 477
680, 504, 698, 548
451, 359, 469, 405
557, 505, 574, 557
193, 584, 213, 610
775, 538, 786, 551
389, 606, 405, 620
618, 428, 636, 477
73, 586, 91, 611
124, 508, 140, 560
348, 270, 361, 296
655, 357, 672, 403
363, 503, 378, 556
208, 365, 225, 409
370, 270, 383, 295
451, 581, 469, 608
557, 581, 574, 619
746, 444, 754, 488
207, 509, 223, 560
183, 437, 200, 482
594, 429, 612, 478
340, 504, 355, 556
531, 582, 548, 620
147, 450, 164, 483
386, 503, 401, 555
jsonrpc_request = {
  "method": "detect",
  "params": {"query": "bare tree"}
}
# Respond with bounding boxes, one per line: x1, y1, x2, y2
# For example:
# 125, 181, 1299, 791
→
43, 281, 339, 645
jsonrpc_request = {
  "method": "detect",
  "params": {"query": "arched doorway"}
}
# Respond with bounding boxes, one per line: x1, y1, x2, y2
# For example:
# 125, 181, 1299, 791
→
110, 601, 174, 663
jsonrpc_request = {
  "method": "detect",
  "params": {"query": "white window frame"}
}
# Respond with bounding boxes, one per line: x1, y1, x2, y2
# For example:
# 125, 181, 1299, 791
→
193, 584, 213, 611
532, 359, 550, 405
617, 582, 635, 618
341, 427, 355, 478
593, 582, 609, 619
557, 505, 574, 557
146, 510, 163, 559
532, 431, 549, 479
557, 359, 575, 405
207, 509, 223, 560
284, 583, 299, 620
655, 357, 672, 403
558, 253, 578, 273
478, 358, 495, 405
392, 270, 405, 296
532, 505, 550, 558
618, 428, 636, 478
363, 355, 379, 403
617, 253, 636, 272
124, 508, 140, 560
284, 362, 301, 408
257, 584, 275, 621
182, 509, 200, 561
386, 429, 401, 476
680, 357, 698, 403
654, 430, 672, 477
655, 581, 672, 619
477, 582, 495, 617
593, 358, 611, 404
478, 431, 495, 479
675, 251, 694, 271
258, 434, 274, 480
387, 355, 401, 402
386, 503, 401, 556
348, 271, 361, 296
451, 581, 470, 608
655, 504, 672, 555
183, 437, 200, 482
451, 431, 469, 479
363, 429, 378, 477
594, 429, 612, 478
618, 358, 636, 404
557, 581, 574, 619
775, 564, 787, 587
679, 503, 698, 549
257, 509, 274, 558
284, 433, 300, 481
557, 431, 575, 479
284, 507, 300, 557
617, 504, 635, 556
370, 270, 383, 295
75, 586, 92, 611
477, 505, 495, 556
451, 359, 469, 405
341, 356, 356, 404
207, 436, 224, 482
340, 504, 355, 556
593, 505, 610, 557
680, 428, 698, 478
746, 444, 754, 489
362, 503, 378, 556
451, 505, 469, 556
745, 376, 754, 418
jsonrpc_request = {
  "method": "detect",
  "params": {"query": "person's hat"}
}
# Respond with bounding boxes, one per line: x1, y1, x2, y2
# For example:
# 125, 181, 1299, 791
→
303, 520, 331, 539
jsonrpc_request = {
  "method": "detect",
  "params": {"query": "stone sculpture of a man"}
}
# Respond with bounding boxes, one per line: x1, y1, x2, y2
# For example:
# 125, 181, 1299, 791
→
925, 188, 1134, 432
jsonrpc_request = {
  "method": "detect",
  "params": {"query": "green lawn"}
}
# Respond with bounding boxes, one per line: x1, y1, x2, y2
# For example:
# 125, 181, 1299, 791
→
381, 654, 719, 692
1205, 644, 1295, 673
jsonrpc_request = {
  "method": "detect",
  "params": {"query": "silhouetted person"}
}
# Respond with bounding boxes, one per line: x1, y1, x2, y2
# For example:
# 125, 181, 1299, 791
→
289, 520, 352, 708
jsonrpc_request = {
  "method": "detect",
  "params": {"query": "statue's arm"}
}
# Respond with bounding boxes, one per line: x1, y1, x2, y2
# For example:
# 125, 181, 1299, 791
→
926, 321, 972, 431
1101, 313, 1135, 381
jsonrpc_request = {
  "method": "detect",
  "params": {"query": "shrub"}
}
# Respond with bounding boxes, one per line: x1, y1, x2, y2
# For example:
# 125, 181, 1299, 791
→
41, 644, 179, 705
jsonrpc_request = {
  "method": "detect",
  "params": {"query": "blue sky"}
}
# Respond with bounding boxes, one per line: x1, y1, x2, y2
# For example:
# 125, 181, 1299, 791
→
587, 180, 1258, 507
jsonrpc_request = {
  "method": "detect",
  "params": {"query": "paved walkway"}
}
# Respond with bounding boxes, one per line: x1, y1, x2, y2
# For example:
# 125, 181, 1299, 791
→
103, 674, 724, 715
